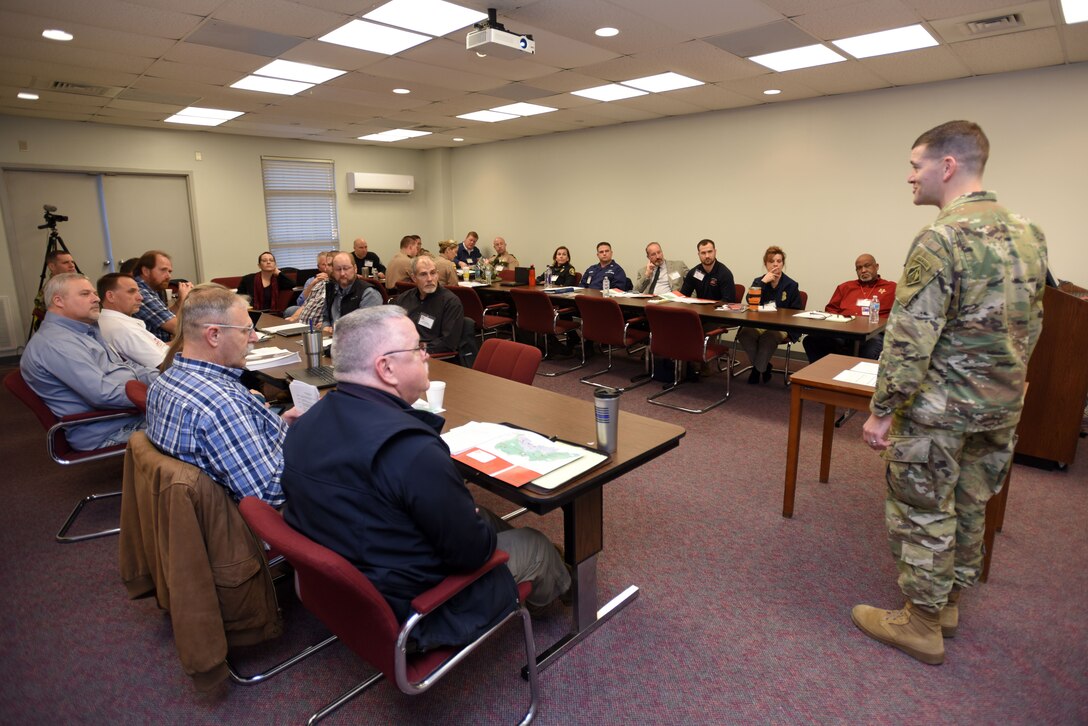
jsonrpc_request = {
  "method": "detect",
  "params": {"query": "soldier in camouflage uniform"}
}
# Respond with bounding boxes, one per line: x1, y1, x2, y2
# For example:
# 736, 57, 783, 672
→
853, 121, 1047, 665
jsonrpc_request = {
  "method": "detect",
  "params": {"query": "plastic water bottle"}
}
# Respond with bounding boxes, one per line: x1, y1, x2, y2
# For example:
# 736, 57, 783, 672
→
602, 275, 611, 294
543, 266, 552, 287
869, 295, 880, 324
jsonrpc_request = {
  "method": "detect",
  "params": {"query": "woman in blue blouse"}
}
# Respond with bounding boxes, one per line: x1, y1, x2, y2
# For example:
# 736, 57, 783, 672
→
737, 245, 803, 384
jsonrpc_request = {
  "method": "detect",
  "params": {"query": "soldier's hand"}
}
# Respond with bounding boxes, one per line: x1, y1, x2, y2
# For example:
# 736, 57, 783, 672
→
862, 413, 892, 451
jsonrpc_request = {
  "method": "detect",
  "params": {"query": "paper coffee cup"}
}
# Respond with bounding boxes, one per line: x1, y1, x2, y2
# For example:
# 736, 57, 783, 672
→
427, 381, 446, 410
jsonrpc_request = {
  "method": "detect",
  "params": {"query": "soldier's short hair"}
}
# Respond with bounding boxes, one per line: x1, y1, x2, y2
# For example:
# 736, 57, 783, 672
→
912, 120, 989, 175
697, 239, 715, 250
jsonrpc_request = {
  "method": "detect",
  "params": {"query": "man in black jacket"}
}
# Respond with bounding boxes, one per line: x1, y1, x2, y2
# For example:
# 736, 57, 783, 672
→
394, 255, 464, 355
281, 306, 569, 650
323, 252, 381, 332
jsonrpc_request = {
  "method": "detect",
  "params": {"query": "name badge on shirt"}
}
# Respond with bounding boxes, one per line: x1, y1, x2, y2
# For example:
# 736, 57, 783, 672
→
693, 270, 705, 281
418, 313, 436, 330
669, 271, 680, 280
364, 260, 373, 268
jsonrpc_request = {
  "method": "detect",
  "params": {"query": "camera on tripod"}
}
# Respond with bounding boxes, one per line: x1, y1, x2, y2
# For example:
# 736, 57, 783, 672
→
38, 204, 69, 230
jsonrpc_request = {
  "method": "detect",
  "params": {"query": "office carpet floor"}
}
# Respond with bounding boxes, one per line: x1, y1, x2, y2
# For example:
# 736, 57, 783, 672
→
1, 354, 1085, 725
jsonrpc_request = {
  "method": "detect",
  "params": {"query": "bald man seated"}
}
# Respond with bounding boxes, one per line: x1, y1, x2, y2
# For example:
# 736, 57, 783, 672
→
804, 253, 897, 363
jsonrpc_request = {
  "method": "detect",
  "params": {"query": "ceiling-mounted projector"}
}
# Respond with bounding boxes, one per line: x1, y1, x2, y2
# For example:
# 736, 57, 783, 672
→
466, 8, 534, 59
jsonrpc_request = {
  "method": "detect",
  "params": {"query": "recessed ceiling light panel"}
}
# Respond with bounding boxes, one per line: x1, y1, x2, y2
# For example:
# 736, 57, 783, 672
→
319, 19, 430, 55
18, 91, 39, 100
359, 128, 432, 142
231, 75, 314, 95
457, 110, 518, 122
622, 72, 703, 93
364, 0, 487, 37
572, 84, 648, 102
748, 44, 846, 72
254, 59, 346, 84
165, 106, 244, 126
832, 24, 938, 59
491, 102, 556, 116
1059, 0, 1088, 23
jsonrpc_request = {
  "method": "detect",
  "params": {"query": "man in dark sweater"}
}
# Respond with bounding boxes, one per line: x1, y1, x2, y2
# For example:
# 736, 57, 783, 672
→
280, 306, 569, 651
394, 255, 464, 355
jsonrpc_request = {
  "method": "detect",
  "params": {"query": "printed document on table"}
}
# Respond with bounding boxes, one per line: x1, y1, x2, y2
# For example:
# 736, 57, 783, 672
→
832, 360, 879, 388
654, 291, 716, 304
244, 347, 301, 371
793, 311, 855, 322
443, 421, 602, 488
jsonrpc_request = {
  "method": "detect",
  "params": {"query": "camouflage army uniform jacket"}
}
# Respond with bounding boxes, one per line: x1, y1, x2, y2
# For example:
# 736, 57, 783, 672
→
871, 191, 1047, 432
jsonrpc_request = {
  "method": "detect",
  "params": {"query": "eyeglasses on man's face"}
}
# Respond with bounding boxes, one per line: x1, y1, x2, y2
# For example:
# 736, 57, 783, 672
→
201, 322, 255, 335
380, 340, 429, 359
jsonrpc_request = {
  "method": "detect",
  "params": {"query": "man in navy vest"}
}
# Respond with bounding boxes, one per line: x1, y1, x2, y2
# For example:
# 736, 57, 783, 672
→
281, 306, 569, 651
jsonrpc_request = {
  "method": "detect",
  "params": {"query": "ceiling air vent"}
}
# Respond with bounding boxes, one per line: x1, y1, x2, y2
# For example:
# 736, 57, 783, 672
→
965, 14, 1024, 35
50, 81, 123, 97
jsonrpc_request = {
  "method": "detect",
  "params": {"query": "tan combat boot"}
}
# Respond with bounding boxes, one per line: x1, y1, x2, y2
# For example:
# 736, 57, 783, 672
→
940, 587, 962, 638
851, 601, 944, 665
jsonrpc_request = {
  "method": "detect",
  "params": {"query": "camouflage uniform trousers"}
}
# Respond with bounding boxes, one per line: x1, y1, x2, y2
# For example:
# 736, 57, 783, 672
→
882, 415, 1016, 610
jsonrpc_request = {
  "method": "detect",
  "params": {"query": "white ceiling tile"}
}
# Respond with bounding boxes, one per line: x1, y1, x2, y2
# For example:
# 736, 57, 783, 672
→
210, 0, 350, 37
783, 59, 894, 93
1, 0, 203, 39
609, 0, 784, 37
399, 38, 562, 82
1061, 22, 1088, 63
951, 27, 1065, 75
792, 0, 921, 40
861, 45, 972, 85
145, 59, 246, 85
509, 0, 691, 54
364, 57, 504, 92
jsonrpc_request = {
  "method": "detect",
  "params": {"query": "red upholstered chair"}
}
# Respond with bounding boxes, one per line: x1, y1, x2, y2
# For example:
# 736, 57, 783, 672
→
734, 283, 745, 303
473, 339, 542, 385
643, 305, 732, 414
731, 290, 808, 385
573, 295, 650, 392
498, 269, 516, 282
394, 280, 416, 293
237, 497, 540, 725
210, 276, 243, 290
509, 288, 583, 376
3, 371, 144, 542
447, 285, 515, 341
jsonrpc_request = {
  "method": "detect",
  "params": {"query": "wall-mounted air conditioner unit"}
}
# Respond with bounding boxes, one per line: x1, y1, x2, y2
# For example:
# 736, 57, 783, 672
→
347, 172, 414, 195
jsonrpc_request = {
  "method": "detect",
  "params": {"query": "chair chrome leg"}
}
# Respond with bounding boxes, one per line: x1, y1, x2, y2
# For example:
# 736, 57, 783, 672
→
646, 360, 730, 414
307, 671, 385, 725
538, 334, 587, 377
501, 507, 529, 522
55, 491, 122, 543
579, 345, 651, 391
228, 634, 339, 685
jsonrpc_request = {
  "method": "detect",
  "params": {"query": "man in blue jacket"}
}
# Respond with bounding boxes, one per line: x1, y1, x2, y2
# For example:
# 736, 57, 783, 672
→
281, 306, 569, 651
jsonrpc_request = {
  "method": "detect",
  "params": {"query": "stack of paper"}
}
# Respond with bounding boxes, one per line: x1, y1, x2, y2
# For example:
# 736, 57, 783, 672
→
832, 360, 879, 387
245, 347, 301, 371
258, 322, 310, 336
654, 291, 716, 304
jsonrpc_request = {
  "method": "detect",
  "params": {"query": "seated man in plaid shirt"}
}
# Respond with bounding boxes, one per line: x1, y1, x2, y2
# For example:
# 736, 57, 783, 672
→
147, 286, 303, 505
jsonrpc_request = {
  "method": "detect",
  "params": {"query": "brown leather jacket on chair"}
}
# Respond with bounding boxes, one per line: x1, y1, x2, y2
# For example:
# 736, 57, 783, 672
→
119, 432, 283, 690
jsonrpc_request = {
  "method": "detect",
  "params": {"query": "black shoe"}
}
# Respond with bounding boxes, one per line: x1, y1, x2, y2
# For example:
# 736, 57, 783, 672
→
761, 367, 772, 383
747, 368, 760, 385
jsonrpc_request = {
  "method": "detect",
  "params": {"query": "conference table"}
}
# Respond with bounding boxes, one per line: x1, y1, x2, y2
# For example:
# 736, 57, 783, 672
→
251, 315, 687, 672
474, 283, 886, 356
781, 353, 1008, 581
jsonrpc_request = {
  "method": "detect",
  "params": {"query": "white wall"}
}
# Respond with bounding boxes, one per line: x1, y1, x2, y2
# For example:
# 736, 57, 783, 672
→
2, 61, 1084, 351
0, 117, 434, 281
451, 62, 1088, 307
